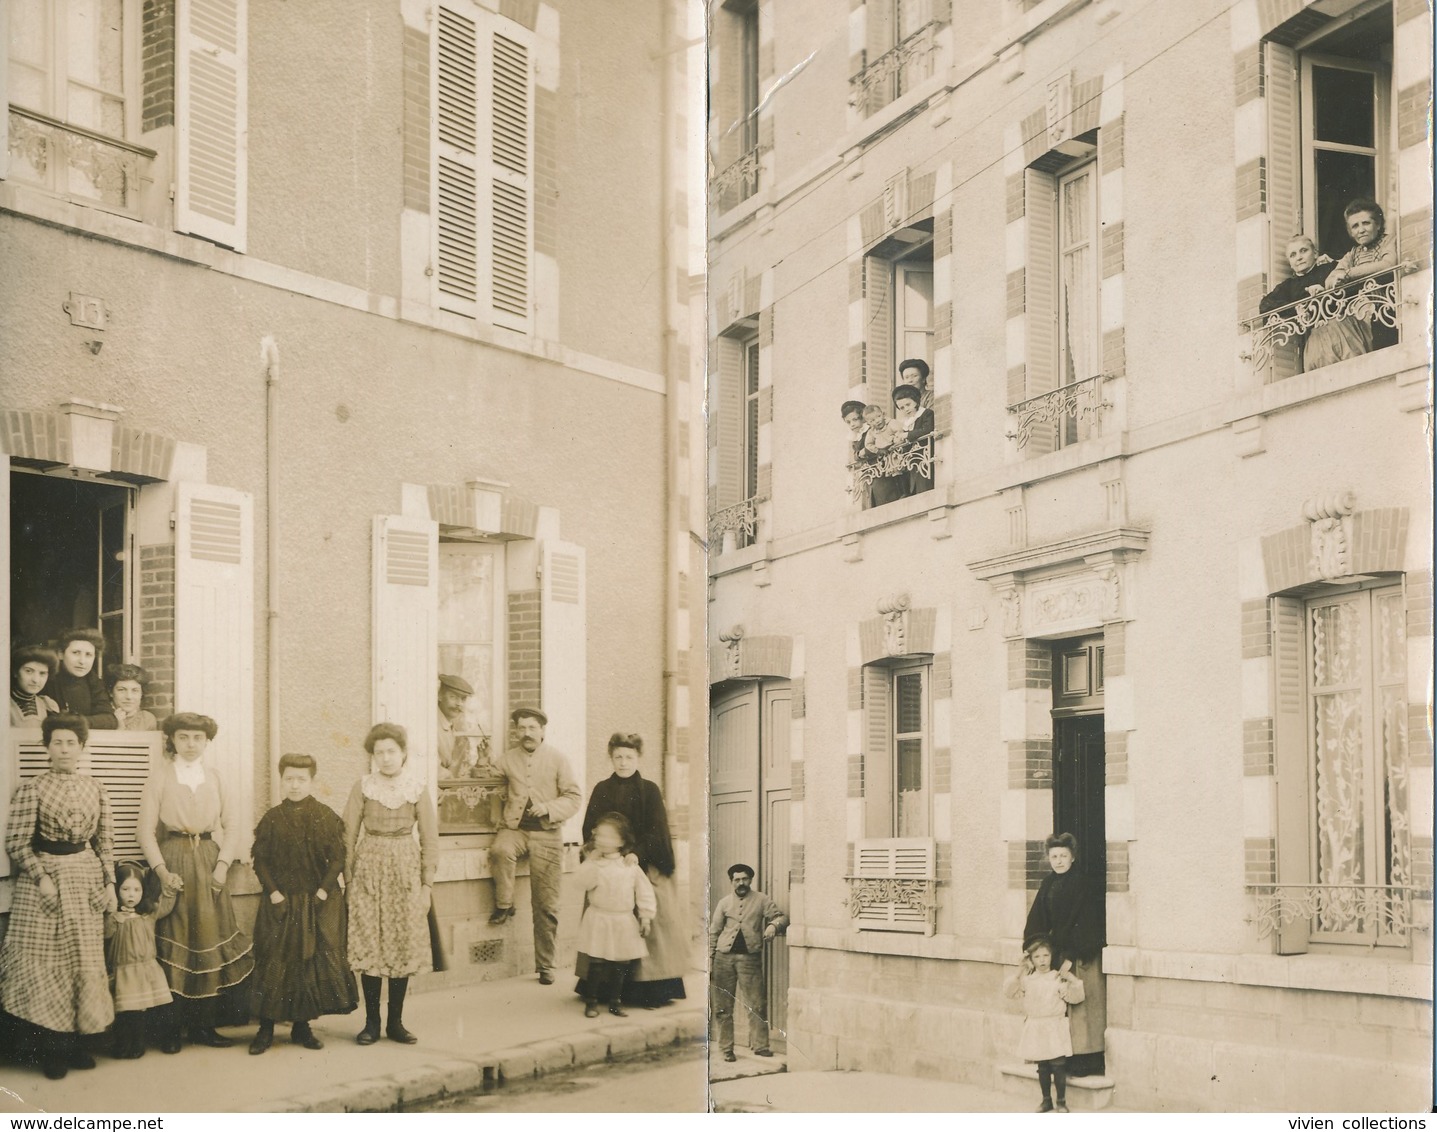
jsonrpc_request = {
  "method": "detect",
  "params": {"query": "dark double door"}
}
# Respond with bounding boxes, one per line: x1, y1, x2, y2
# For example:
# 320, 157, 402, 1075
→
1053, 713, 1107, 921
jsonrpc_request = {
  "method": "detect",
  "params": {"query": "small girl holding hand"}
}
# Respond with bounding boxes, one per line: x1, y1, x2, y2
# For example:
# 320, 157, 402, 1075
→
106, 861, 181, 1058
1005, 936, 1085, 1113
575, 813, 655, 1018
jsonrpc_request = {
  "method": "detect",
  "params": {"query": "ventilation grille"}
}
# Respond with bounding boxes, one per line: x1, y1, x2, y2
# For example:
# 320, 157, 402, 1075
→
469, 938, 504, 965
189, 498, 242, 563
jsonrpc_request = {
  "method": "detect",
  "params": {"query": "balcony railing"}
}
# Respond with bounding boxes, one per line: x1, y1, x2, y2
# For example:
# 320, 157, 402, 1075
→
1240, 267, 1406, 380
1006, 373, 1112, 451
847, 432, 935, 505
713, 145, 767, 212
849, 18, 943, 116
1245, 882, 1432, 947
709, 496, 759, 553
7, 107, 154, 215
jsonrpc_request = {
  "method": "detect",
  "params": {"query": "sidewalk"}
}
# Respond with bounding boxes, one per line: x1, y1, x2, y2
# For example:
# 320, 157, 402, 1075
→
709, 1070, 1043, 1113
0, 971, 707, 1114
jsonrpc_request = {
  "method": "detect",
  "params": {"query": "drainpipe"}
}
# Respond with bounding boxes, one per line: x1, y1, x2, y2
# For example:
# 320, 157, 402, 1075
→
261, 336, 281, 796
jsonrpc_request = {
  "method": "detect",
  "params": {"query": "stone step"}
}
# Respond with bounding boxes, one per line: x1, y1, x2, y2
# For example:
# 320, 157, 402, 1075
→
998, 1063, 1116, 1111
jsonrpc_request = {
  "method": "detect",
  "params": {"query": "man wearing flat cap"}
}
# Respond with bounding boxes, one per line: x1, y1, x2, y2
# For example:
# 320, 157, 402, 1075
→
437, 673, 475, 777
488, 706, 581, 983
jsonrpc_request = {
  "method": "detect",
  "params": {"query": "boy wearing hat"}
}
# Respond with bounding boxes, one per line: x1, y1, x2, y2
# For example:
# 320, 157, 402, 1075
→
488, 707, 582, 983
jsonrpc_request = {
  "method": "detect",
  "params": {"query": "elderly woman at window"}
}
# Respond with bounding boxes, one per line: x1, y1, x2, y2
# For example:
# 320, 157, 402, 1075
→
1325, 198, 1399, 352
1259, 234, 1368, 370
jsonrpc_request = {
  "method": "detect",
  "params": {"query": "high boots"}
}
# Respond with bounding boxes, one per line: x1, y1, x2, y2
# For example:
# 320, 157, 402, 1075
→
386, 977, 417, 1044
608, 963, 629, 1017
356, 974, 383, 1045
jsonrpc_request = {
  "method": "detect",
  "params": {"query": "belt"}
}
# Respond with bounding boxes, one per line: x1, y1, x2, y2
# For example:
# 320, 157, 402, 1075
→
33, 836, 87, 855
163, 831, 213, 842
364, 828, 412, 838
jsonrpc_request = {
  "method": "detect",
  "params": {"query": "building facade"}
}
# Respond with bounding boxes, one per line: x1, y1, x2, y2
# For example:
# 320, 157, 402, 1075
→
0, 0, 704, 988
707, 0, 1431, 1110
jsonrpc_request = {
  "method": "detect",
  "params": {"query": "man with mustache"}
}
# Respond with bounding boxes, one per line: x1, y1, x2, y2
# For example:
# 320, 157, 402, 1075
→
709, 862, 788, 1062
488, 707, 581, 984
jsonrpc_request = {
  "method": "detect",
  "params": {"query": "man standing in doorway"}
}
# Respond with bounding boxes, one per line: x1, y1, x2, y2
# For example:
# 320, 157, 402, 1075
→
709, 862, 788, 1062
489, 707, 582, 983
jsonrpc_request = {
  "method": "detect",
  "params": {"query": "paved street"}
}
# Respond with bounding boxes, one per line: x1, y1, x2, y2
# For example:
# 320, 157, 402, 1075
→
414, 1040, 708, 1113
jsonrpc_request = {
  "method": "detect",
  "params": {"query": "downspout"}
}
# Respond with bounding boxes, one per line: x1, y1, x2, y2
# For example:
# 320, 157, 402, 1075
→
658, 0, 679, 797
261, 336, 281, 796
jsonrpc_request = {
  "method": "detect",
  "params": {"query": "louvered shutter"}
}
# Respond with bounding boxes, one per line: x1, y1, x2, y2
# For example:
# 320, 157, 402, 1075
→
862, 665, 894, 837
853, 837, 935, 933
484, 24, 534, 332
436, 4, 480, 319
16, 734, 164, 867
175, 482, 255, 856
373, 515, 439, 798
864, 0, 896, 114
864, 257, 893, 398
715, 336, 745, 509
540, 540, 586, 843
1270, 594, 1310, 954
1264, 42, 1302, 383
176, 0, 248, 251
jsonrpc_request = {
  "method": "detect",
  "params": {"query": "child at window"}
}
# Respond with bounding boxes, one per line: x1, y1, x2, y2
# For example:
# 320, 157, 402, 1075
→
860, 404, 910, 507
1259, 235, 1368, 370
107, 665, 159, 732
45, 629, 118, 730
1005, 936, 1085, 1113
10, 646, 59, 726
575, 813, 654, 1019
249, 753, 357, 1054
106, 861, 181, 1058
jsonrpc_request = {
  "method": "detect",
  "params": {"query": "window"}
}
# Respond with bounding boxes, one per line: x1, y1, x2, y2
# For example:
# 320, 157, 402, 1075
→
738, 2, 760, 159
892, 661, 929, 838
8, 0, 132, 139
852, 0, 946, 116
710, 329, 761, 551
713, 0, 762, 211
1271, 581, 1413, 951
434, 1, 536, 332
10, 470, 134, 667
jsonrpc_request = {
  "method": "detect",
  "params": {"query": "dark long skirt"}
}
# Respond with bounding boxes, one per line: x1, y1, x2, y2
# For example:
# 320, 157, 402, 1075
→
575, 869, 688, 1008
250, 890, 358, 1022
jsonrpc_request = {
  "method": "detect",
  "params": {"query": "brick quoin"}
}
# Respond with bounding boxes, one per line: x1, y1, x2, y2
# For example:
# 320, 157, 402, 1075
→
141, 0, 176, 132
139, 544, 176, 716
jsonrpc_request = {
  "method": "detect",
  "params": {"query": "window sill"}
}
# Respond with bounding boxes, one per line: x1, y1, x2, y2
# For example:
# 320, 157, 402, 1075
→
710, 180, 772, 239
842, 486, 943, 537
991, 432, 1124, 492
709, 538, 770, 579
843, 66, 950, 155
1227, 338, 1427, 426
1103, 945, 1431, 1000
790, 923, 1007, 964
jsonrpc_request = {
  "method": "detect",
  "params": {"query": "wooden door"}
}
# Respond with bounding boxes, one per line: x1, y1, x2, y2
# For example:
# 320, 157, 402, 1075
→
760, 683, 791, 1050
710, 683, 760, 909
1053, 713, 1107, 940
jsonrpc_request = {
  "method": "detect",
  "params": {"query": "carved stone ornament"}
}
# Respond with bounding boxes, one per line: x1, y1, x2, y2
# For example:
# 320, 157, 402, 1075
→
719, 624, 745, 679
877, 593, 911, 656
1303, 491, 1356, 581
999, 588, 1022, 638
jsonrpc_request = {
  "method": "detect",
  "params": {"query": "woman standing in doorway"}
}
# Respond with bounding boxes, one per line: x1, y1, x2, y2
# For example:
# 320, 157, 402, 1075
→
1022, 832, 1105, 1076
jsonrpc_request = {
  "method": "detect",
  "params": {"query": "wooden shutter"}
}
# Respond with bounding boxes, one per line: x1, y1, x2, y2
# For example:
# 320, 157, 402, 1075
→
436, 3, 480, 319
1271, 594, 1310, 954
1024, 168, 1058, 399
175, 482, 254, 855
486, 27, 533, 331
853, 837, 935, 933
373, 515, 439, 797
864, 0, 896, 113
862, 665, 893, 837
16, 734, 163, 866
1265, 41, 1302, 382
176, 0, 247, 251
864, 257, 893, 398
715, 336, 745, 509
540, 540, 586, 842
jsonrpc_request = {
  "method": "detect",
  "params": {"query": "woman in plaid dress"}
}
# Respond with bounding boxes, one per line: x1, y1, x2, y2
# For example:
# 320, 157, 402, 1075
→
0, 713, 117, 1079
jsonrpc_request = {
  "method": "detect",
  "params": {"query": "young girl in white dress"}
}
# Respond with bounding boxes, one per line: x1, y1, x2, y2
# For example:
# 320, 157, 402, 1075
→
1005, 936, 1085, 1113
575, 813, 655, 1018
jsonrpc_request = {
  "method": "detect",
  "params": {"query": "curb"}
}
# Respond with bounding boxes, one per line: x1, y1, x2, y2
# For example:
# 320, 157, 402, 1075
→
252, 1007, 708, 1112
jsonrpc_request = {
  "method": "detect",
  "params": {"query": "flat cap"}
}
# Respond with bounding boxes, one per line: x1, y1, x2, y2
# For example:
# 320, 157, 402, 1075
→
511, 706, 548, 726
439, 673, 474, 696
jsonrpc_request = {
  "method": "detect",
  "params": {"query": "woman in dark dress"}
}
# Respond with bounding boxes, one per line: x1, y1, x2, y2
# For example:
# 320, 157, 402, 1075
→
44, 629, 117, 731
1022, 832, 1105, 1076
574, 733, 687, 1008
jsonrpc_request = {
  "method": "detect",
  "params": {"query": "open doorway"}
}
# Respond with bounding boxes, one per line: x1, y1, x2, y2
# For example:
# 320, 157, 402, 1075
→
10, 470, 133, 664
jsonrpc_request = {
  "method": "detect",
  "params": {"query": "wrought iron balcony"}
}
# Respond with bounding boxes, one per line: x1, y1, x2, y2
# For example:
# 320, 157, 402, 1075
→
849, 18, 942, 116
713, 145, 767, 212
709, 496, 759, 553
1006, 374, 1112, 451
7, 107, 154, 215
847, 433, 935, 505
1240, 267, 1406, 379
1245, 882, 1432, 946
